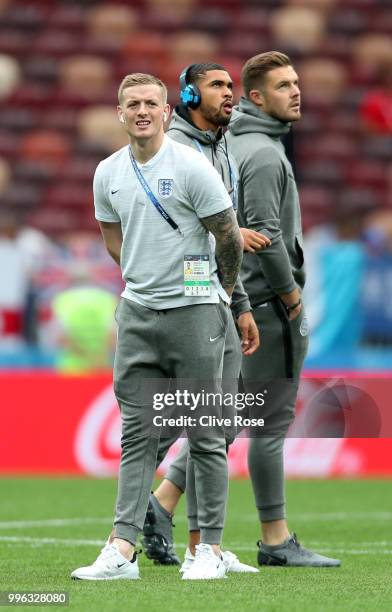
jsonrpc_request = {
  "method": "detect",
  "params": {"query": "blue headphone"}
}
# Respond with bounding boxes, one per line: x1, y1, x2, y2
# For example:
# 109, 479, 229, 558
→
179, 65, 201, 109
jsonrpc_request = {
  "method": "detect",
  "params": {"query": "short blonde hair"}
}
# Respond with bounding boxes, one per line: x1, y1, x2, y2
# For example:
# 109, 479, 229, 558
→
118, 73, 167, 104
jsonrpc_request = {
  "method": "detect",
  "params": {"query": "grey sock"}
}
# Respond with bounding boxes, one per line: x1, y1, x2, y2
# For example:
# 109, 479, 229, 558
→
151, 493, 172, 519
261, 535, 292, 551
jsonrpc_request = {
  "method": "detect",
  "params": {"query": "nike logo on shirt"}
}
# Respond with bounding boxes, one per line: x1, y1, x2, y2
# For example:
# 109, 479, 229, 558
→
209, 335, 221, 342
111, 189, 120, 195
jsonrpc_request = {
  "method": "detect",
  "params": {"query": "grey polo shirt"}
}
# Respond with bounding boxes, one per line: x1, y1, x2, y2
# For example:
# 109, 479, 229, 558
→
94, 135, 232, 309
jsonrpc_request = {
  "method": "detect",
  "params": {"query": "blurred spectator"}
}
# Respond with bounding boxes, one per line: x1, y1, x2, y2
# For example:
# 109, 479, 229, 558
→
387, 163, 392, 208
286, 0, 337, 13
300, 58, 347, 105
304, 208, 367, 365
86, 4, 138, 49
121, 31, 166, 63
0, 157, 11, 194
0, 54, 21, 98
34, 231, 122, 307
361, 211, 392, 346
162, 31, 220, 87
169, 31, 220, 64
352, 33, 392, 74
363, 210, 392, 254
49, 263, 117, 373
0, 211, 29, 348
58, 55, 113, 98
146, 0, 196, 23
77, 106, 128, 152
270, 6, 326, 53
20, 130, 71, 170
359, 61, 392, 135
0, 210, 52, 349
0, 0, 10, 13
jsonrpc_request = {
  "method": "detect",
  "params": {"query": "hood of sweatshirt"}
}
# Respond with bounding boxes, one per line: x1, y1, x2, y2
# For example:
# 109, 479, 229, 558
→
229, 97, 291, 139
167, 104, 235, 191
167, 105, 224, 146
166, 104, 250, 317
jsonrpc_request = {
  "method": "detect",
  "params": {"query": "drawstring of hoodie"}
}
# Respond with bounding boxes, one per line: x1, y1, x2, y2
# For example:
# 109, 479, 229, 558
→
223, 133, 234, 191
170, 105, 238, 208
194, 134, 232, 189
210, 138, 216, 169
190, 129, 236, 205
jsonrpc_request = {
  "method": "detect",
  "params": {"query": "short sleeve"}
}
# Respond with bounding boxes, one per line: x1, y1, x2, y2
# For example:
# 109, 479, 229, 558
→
93, 162, 120, 223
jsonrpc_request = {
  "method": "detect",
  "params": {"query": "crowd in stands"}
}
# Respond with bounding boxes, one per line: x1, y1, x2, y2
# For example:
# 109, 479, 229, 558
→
0, 0, 391, 370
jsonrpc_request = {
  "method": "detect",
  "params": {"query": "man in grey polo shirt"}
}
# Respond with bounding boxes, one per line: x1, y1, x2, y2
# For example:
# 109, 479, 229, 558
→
71, 73, 244, 581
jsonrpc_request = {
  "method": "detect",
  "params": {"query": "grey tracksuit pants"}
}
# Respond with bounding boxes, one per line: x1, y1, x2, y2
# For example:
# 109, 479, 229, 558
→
163, 297, 308, 528
113, 297, 229, 545
241, 297, 309, 522
160, 312, 242, 530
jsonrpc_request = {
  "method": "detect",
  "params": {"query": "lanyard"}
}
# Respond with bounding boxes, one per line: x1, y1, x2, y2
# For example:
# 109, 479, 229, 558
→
192, 138, 238, 209
128, 147, 179, 232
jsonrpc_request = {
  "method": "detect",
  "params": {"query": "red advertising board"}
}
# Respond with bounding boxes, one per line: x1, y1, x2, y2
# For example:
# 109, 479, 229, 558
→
1, 372, 391, 477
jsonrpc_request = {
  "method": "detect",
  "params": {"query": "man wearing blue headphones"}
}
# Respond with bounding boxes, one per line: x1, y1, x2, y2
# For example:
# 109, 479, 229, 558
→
143, 61, 340, 571
142, 63, 268, 574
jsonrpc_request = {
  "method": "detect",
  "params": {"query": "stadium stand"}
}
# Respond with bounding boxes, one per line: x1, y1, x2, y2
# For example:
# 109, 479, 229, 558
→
0, 0, 391, 366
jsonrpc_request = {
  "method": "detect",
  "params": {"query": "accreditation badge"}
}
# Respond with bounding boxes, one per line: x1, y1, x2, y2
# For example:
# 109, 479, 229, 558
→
184, 255, 210, 296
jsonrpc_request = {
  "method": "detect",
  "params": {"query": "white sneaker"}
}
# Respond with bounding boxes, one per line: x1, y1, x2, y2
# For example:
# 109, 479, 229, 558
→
181, 543, 227, 580
180, 547, 259, 575
222, 550, 259, 573
71, 542, 140, 580
179, 548, 195, 574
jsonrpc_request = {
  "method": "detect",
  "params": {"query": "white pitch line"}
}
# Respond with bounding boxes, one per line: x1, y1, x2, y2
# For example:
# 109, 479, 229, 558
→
229, 546, 392, 555
0, 536, 105, 546
1, 536, 392, 555
0, 518, 112, 529
288, 512, 392, 521
237, 512, 392, 522
226, 546, 392, 555
1, 512, 392, 529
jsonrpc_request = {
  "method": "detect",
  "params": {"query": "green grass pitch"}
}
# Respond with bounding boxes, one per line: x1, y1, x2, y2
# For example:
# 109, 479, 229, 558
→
1, 478, 392, 611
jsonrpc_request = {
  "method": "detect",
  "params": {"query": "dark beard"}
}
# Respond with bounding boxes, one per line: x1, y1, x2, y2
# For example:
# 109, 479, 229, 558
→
199, 102, 231, 127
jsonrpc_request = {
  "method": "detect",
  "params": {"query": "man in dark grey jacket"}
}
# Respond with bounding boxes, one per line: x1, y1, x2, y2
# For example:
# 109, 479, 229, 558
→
142, 64, 264, 573
227, 51, 340, 567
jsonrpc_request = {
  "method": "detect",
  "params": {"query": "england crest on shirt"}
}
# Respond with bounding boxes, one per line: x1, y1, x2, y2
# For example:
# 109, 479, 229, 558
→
158, 179, 173, 198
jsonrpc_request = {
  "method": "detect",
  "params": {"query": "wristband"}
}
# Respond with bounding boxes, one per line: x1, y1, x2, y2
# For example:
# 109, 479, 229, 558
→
285, 298, 301, 312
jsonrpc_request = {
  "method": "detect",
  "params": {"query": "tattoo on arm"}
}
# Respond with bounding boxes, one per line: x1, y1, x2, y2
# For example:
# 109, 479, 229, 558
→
201, 208, 243, 291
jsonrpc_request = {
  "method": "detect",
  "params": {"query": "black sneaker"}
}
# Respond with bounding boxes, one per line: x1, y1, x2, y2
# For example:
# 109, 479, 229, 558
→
142, 493, 180, 566
257, 533, 341, 567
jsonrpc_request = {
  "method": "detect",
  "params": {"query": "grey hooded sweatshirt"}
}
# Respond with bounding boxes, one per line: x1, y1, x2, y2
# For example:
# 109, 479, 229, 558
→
167, 105, 251, 318
227, 97, 305, 307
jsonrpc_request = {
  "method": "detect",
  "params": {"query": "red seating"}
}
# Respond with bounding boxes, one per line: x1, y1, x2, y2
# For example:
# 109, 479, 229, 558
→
47, 5, 87, 30
345, 160, 388, 190
28, 206, 85, 236
57, 158, 96, 183
0, 131, 21, 159
43, 183, 93, 210
33, 31, 84, 56
0, 0, 389, 235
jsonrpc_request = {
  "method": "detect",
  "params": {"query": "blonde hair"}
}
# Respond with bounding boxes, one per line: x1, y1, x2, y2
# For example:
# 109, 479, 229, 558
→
118, 73, 167, 104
